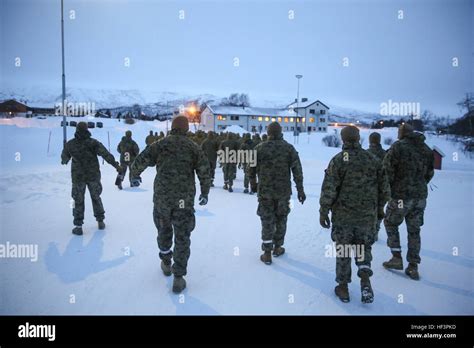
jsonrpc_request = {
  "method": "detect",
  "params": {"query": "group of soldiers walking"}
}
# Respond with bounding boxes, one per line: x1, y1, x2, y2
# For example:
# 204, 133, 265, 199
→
61, 117, 434, 301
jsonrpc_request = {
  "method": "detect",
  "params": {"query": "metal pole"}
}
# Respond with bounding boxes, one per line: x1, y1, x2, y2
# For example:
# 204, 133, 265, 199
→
295, 75, 302, 144
61, 0, 67, 147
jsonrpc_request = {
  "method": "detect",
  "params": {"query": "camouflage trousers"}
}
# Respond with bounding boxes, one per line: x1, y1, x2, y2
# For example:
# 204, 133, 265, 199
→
222, 163, 237, 186
153, 203, 196, 277
257, 196, 290, 251
208, 160, 216, 182
71, 180, 104, 226
331, 226, 373, 284
384, 198, 426, 264
374, 218, 382, 241
120, 161, 133, 183
241, 164, 250, 189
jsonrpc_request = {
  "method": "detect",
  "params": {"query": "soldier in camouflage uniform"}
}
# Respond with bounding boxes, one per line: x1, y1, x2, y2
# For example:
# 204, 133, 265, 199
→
319, 126, 389, 303
367, 131, 387, 241
262, 134, 268, 142
201, 131, 219, 187
116, 130, 140, 188
145, 130, 155, 146
249, 122, 306, 264
239, 133, 253, 193
61, 122, 122, 235
219, 133, 239, 192
382, 124, 434, 280
130, 116, 211, 293
251, 133, 261, 148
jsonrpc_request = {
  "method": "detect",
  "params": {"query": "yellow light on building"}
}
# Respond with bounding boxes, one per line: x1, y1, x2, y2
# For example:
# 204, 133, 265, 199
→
302, 117, 305, 122
278, 117, 282, 122
309, 117, 315, 123
258, 116, 263, 121
265, 117, 270, 122
290, 118, 294, 122
271, 117, 276, 122
284, 117, 289, 123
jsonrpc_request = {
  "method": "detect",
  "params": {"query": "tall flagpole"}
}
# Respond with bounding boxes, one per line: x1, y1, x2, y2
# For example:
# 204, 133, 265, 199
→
61, 0, 67, 146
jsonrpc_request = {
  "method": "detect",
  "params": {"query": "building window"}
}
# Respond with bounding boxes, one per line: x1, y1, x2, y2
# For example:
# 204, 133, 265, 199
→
309, 117, 315, 123
320, 118, 326, 123
265, 117, 270, 122
323, 127, 326, 131
251, 116, 256, 120
309, 109, 315, 114
318, 127, 322, 131
302, 117, 305, 123
217, 115, 226, 121
290, 118, 294, 122
313, 127, 317, 131
277, 117, 282, 122
320, 109, 326, 114
284, 117, 289, 123
258, 116, 263, 121
291, 126, 294, 131
271, 117, 276, 122
230, 115, 240, 121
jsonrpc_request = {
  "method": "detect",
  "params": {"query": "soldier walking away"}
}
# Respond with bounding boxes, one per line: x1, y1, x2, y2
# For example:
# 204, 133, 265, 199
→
145, 130, 155, 146
201, 131, 219, 187
130, 116, 211, 294
382, 123, 434, 280
319, 126, 389, 304
249, 122, 306, 265
116, 130, 140, 189
61, 122, 122, 235
219, 133, 239, 192
367, 131, 387, 241
239, 133, 253, 193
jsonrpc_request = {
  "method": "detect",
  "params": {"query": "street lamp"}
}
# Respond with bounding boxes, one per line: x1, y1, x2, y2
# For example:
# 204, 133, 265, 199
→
295, 74, 303, 144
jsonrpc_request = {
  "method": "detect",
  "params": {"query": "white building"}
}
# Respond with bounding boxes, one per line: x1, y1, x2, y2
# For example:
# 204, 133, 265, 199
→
200, 99, 329, 133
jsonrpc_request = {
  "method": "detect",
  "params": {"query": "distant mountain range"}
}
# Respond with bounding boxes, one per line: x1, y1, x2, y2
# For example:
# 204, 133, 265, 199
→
1, 85, 389, 123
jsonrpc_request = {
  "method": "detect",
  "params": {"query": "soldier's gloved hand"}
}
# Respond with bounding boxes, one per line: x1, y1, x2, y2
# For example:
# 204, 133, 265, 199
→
297, 190, 306, 204
131, 177, 141, 187
199, 194, 208, 206
377, 207, 385, 220
320, 213, 331, 229
61, 159, 68, 165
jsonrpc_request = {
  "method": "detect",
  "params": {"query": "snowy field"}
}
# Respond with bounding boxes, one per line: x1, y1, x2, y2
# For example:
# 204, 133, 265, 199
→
0, 116, 473, 315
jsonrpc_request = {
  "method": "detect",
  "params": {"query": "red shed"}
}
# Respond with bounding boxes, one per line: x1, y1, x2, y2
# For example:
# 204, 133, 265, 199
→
432, 146, 445, 170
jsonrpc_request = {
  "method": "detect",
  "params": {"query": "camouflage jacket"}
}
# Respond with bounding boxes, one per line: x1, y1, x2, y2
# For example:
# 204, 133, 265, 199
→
249, 134, 304, 199
130, 129, 211, 208
61, 128, 117, 183
319, 142, 390, 228
117, 136, 140, 164
201, 137, 219, 162
368, 143, 387, 161
145, 134, 155, 146
219, 137, 240, 152
383, 132, 434, 200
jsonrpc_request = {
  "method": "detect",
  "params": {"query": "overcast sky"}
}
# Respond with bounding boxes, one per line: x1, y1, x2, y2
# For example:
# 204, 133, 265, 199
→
1, 0, 472, 115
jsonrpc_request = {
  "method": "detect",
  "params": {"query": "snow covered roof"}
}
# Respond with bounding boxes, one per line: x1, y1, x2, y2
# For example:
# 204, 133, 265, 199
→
432, 145, 445, 157
207, 105, 298, 117
287, 99, 330, 110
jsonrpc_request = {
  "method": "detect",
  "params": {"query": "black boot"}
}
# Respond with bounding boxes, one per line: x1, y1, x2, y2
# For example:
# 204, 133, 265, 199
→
72, 226, 83, 235
360, 275, 374, 304
172, 276, 187, 293
273, 246, 285, 257
98, 220, 105, 230
243, 188, 249, 194
383, 251, 403, 270
405, 263, 420, 280
160, 260, 172, 277
335, 283, 350, 303
260, 251, 272, 265
228, 185, 233, 192
223, 182, 228, 190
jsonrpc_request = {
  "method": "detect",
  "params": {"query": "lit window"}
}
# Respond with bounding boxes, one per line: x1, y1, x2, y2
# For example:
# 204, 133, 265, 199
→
258, 116, 263, 121
284, 117, 289, 123
302, 118, 305, 122
278, 117, 282, 122
265, 117, 270, 122
271, 117, 276, 122
290, 118, 294, 122
309, 117, 315, 123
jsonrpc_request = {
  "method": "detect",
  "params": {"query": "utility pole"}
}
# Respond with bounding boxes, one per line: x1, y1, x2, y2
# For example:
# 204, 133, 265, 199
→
294, 75, 303, 144
61, 0, 67, 147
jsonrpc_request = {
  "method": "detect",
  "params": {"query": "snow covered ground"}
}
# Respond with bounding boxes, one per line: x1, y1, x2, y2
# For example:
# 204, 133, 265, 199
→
0, 116, 473, 315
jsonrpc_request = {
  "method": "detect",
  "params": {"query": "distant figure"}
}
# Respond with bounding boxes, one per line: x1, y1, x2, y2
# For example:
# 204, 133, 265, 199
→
61, 122, 121, 235
116, 130, 140, 189
382, 124, 434, 280
130, 116, 211, 294
201, 131, 219, 187
367, 131, 388, 241
145, 130, 155, 146
219, 133, 239, 192
239, 133, 253, 193
258, 124, 263, 133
